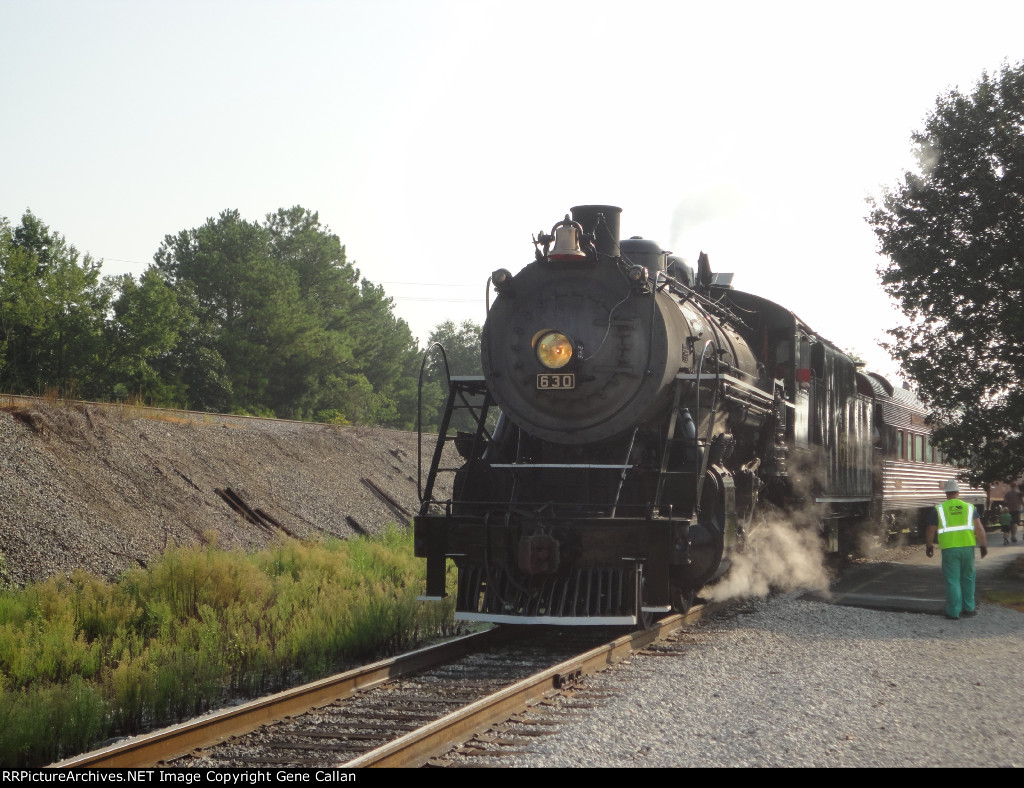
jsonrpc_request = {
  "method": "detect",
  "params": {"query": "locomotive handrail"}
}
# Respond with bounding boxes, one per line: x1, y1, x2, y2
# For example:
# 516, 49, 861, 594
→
676, 372, 775, 407
676, 371, 767, 388
429, 498, 669, 519
420, 376, 496, 511
490, 463, 633, 469
610, 427, 640, 518
416, 342, 452, 505
691, 339, 722, 517
580, 294, 631, 362
655, 270, 752, 333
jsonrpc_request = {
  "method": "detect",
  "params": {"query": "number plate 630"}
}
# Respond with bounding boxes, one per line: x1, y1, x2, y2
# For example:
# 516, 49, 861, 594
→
537, 373, 575, 390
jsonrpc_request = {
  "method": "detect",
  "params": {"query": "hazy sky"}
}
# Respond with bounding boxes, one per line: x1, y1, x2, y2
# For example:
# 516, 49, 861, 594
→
4, 0, 1023, 383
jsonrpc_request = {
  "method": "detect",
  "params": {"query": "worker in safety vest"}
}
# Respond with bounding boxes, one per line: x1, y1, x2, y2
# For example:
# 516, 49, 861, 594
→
924, 478, 988, 620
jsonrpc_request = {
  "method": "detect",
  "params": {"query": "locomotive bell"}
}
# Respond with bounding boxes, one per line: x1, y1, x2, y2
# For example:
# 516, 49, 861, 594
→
549, 216, 587, 261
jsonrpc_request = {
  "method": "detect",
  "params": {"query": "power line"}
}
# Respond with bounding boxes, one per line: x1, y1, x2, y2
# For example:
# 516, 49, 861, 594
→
95, 257, 484, 296
390, 296, 481, 303
378, 282, 483, 289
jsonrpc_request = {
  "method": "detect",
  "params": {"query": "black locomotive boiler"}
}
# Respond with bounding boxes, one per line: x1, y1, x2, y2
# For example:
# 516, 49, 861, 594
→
414, 204, 979, 626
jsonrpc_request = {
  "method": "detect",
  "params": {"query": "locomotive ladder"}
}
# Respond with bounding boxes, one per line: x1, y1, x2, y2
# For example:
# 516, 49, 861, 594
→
418, 375, 495, 511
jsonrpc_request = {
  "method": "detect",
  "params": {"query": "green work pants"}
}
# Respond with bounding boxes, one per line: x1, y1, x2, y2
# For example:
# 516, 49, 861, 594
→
940, 545, 976, 618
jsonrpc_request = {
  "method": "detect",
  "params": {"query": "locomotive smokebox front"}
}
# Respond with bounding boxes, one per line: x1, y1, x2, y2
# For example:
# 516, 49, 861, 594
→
482, 205, 688, 445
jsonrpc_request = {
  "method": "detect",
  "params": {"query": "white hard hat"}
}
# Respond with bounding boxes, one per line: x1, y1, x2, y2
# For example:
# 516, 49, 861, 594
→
944, 478, 960, 494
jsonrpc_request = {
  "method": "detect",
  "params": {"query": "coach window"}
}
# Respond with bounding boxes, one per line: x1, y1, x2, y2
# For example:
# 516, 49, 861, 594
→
810, 342, 825, 380
896, 430, 904, 459
925, 437, 933, 463
914, 434, 923, 463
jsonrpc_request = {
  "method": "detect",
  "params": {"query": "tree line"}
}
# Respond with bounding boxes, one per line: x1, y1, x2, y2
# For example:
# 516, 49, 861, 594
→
0, 206, 483, 430
6, 61, 1019, 482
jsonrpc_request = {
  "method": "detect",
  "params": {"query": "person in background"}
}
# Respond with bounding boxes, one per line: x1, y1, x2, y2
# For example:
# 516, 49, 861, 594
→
1002, 482, 1021, 544
924, 478, 988, 620
1000, 508, 1013, 545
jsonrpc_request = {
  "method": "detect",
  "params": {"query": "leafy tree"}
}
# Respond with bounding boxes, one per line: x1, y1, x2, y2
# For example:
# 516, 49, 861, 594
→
428, 320, 483, 377
154, 210, 318, 415
0, 217, 37, 384
100, 269, 189, 405
346, 280, 422, 428
154, 206, 425, 426
264, 206, 364, 421
0, 212, 111, 397
422, 320, 483, 432
263, 207, 423, 426
142, 281, 233, 412
1, 213, 199, 405
867, 60, 1024, 485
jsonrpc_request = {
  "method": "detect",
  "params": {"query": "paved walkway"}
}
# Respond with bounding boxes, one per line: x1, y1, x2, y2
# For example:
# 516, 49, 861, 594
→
809, 539, 1024, 615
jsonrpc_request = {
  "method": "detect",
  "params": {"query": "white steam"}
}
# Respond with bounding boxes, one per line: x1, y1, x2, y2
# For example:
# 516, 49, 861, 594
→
701, 517, 831, 602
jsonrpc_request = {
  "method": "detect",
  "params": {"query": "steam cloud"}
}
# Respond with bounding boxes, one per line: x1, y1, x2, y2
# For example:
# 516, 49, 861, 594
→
701, 514, 831, 603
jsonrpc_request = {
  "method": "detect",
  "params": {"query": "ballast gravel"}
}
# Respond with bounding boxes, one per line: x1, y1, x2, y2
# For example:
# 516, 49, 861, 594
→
503, 593, 1024, 768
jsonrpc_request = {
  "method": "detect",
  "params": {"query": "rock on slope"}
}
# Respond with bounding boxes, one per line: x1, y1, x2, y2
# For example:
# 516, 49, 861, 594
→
0, 398, 455, 585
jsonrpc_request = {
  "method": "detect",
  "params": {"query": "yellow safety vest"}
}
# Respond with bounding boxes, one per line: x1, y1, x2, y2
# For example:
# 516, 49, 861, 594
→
935, 499, 977, 549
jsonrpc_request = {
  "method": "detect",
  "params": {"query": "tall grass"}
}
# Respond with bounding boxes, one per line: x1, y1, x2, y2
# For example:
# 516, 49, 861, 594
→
0, 527, 461, 768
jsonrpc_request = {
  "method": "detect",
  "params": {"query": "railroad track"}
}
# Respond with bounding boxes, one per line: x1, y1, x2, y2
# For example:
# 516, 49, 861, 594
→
54, 605, 716, 769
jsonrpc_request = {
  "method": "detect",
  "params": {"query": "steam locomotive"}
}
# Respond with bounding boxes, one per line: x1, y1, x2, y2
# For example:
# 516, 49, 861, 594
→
414, 205, 984, 626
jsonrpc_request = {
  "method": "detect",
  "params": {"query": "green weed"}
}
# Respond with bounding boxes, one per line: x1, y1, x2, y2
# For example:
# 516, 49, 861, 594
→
0, 527, 463, 768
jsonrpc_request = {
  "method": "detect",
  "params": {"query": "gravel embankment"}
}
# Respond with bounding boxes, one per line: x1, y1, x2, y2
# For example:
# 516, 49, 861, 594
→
502, 592, 1024, 768
0, 398, 453, 585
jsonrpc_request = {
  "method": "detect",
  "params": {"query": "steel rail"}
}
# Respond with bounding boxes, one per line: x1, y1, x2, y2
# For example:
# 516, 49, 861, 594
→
52, 629, 506, 768
55, 606, 715, 769
343, 607, 710, 768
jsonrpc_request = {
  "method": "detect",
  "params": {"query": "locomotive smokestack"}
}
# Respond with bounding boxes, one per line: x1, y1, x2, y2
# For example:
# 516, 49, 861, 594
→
571, 205, 621, 259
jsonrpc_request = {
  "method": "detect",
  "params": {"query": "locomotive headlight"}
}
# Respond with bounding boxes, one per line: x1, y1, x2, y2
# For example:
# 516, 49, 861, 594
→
491, 268, 514, 294
534, 331, 574, 369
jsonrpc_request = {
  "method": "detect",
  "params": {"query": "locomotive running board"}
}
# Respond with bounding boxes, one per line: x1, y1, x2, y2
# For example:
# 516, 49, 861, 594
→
455, 611, 639, 626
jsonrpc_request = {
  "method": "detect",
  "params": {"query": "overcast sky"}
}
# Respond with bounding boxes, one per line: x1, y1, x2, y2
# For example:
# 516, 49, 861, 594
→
4, 0, 1023, 383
